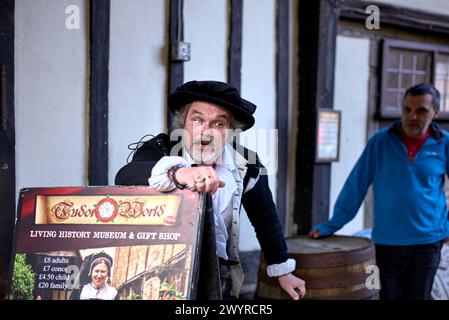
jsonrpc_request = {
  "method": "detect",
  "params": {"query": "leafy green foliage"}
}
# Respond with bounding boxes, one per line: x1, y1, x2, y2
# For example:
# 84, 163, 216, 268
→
8, 254, 35, 300
159, 281, 185, 300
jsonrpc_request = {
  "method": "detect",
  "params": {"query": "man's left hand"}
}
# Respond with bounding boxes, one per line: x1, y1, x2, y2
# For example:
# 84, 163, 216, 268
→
278, 273, 306, 300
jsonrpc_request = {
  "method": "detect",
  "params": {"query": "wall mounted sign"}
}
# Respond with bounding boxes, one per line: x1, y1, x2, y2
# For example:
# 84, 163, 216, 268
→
8, 186, 206, 300
316, 109, 341, 163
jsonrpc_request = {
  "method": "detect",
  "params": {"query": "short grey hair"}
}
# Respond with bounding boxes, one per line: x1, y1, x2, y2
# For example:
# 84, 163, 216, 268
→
171, 103, 246, 130
171, 103, 192, 130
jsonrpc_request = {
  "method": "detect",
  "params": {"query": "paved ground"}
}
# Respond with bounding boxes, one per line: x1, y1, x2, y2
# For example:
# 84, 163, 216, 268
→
239, 250, 261, 300
432, 241, 449, 300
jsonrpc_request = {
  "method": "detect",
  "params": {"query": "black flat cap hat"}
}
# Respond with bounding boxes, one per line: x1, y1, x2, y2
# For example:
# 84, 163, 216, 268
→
168, 80, 256, 131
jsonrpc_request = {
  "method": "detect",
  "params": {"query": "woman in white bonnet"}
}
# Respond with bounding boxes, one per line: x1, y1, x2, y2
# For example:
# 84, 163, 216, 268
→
79, 254, 118, 300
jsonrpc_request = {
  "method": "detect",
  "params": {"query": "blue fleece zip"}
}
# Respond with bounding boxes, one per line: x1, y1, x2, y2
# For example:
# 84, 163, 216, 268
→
314, 122, 449, 245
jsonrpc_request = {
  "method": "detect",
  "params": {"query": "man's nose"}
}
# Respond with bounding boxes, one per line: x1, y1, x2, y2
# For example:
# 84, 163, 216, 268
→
201, 131, 214, 142
408, 112, 417, 120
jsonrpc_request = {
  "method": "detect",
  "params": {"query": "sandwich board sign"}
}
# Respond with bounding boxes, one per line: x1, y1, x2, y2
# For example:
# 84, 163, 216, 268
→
8, 186, 208, 300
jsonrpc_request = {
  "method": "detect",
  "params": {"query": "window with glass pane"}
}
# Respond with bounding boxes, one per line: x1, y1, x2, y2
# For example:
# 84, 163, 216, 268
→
381, 40, 449, 119
381, 40, 433, 117
436, 54, 449, 112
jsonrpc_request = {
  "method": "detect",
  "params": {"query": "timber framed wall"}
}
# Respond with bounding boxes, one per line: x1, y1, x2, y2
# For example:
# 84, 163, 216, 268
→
294, 0, 449, 234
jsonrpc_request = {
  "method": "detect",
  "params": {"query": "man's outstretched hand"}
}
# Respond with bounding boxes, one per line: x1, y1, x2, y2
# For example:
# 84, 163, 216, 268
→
308, 230, 322, 239
278, 273, 306, 300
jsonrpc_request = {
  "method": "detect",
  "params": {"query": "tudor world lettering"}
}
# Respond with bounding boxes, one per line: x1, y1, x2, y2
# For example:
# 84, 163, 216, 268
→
50, 201, 166, 221
37, 194, 178, 225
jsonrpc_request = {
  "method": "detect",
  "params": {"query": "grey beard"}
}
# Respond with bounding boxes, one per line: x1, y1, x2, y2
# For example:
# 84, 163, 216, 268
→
190, 147, 220, 164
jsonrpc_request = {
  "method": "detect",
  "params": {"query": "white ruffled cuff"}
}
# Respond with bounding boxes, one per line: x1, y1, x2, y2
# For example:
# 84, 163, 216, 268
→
148, 156, 190, 191
266, 258, 296, 277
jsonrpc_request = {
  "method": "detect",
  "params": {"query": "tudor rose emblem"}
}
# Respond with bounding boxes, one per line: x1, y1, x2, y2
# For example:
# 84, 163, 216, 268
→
94, 195, 118, 223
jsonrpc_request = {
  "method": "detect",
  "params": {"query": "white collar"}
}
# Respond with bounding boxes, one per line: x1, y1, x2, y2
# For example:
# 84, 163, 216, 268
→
90, 282, 105, 290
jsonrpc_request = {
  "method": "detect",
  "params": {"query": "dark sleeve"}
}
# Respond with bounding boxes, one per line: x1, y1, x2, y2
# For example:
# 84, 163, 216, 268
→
114, 161, 157, 186
114, 133, 170, 186
242, 173, 289, 265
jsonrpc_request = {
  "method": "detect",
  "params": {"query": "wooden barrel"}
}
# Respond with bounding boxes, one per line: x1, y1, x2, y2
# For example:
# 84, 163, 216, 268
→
256, 235, 380, 300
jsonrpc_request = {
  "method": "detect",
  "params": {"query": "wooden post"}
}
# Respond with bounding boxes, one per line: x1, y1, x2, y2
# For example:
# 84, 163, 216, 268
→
0, 0, 15, 299
168, 0, 185, 133
276, 0, 289, 233
228, 0, 242, 91
294, 0, 338, 234
89, 0, 110, 186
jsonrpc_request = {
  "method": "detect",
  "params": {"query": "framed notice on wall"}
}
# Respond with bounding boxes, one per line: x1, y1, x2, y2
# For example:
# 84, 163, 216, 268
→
8, 186, 207, 300
316, 109, 341, 163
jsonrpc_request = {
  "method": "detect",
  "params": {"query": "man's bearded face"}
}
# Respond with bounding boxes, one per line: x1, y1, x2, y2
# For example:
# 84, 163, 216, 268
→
183, 101, 232, 164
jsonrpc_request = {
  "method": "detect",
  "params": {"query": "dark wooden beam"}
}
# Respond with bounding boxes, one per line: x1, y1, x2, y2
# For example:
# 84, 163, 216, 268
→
89, 0, 110, 186
0, 0, 15, 299
294, 0, 338, 234
168, 0, 185, 133
276, 0, 289, 233
228, 0, 243, 91
340, 0, 449, 36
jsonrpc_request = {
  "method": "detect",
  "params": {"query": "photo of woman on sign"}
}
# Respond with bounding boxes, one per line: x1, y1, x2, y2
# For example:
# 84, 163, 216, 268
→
71, 252, 118, 300
80, 255, 117, 300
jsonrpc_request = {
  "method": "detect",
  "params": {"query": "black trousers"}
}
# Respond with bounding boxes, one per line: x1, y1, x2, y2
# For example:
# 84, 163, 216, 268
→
375, 240, 443, 300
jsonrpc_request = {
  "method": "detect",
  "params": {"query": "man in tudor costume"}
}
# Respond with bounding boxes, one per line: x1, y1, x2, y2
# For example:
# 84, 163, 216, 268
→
115, 80, 305, 300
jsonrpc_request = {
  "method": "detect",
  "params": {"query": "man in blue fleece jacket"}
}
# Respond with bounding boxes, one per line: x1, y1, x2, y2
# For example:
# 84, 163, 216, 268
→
310, 83, 449, 300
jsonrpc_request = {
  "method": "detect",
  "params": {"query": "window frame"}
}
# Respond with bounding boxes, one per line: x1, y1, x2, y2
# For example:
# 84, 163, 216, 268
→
380, 38, 449, 119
